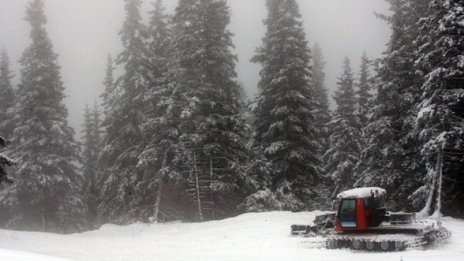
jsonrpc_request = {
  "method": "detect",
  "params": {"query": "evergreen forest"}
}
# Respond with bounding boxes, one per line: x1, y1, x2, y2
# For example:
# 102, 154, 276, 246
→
0, 0, 463, 233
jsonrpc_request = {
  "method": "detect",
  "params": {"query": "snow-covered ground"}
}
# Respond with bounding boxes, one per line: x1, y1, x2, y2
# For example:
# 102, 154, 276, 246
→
0, 211, 463, 261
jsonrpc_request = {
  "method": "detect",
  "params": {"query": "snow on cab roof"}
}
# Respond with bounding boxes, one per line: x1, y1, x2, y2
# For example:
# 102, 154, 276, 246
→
337, 187, 386, 199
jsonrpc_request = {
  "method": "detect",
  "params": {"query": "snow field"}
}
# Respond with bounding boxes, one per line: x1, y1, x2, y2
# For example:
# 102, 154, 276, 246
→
0, 249, 70, 261
0, 211, 463, 261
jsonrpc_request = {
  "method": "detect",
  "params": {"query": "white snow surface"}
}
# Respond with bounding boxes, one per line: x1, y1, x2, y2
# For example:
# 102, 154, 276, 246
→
337, 187, 386, 199
0, 211, 463, 261
0, 249, 70, 261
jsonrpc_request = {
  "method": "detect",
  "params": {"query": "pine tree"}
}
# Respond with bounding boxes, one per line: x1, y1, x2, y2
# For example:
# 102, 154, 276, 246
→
356, 0, 427, 211
0, 48, 15, 225
81, 103, 101, 226
311, 43, 331, 158
413, 0, 464, 217
95, 55, 117, 225
92, 103, 102, 150
0, 48, 15, 138
0, 48, 15, 189
250, 0, 322, 211
0, 136, 14, 185
356, 52, 373, 127
98, 0, 149, 224
0, 135, 14, 226
0, 0, 85, 233
146, 0, 170, 86
170, 0, 249, 220
324, 57, 362, 197
100, 55, 115, 114
135, 0, 184, 223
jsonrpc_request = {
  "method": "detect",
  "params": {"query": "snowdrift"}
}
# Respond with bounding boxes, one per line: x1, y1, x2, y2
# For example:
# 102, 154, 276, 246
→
0, 211, 463, 261
0, 249, 70, 261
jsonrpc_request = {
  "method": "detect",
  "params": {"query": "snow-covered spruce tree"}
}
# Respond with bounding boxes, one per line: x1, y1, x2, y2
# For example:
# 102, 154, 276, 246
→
146, 0, 170, 86
0, 49, 15, 224
356, 0, 428, 211
100, 55, 116, 116
311, 43, 331, 160
0, 136, 15, 226
412, 0, 464, 217
356, 52, 373, 128
0, 48, 15, 138
0, 136, 14, 185
324, 57, 363, 197
249, 0, 322, 211
81, 103, 101, 226
98, 0, 149, 224
94, 55, 116, 225
170, 0, 249, 220
91, 103, 102, 149
0, 0, 85, 233
136, 0, 185, 223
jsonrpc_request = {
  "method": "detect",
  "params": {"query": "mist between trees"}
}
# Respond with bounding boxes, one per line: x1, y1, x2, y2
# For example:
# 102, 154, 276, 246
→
0, 0, 463, 233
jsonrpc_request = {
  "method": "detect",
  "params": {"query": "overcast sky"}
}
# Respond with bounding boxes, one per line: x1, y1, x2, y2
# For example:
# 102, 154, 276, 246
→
0, 0, 391, 138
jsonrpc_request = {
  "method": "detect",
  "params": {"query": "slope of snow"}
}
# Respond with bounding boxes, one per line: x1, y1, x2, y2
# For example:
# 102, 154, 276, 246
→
0, 249, 70, 261
0, 211, 463, 261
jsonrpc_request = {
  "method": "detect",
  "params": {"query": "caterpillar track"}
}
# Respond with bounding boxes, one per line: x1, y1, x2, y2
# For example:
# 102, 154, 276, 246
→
325, 224, 452, 251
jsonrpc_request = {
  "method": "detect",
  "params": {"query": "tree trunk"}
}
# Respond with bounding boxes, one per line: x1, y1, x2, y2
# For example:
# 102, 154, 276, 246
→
153, 150, 168, 223
432, 145, 444, 218
193, 150, 203, 222
419, 146, 442, 217
41, 206, 45, 232
209, 157, 215, 220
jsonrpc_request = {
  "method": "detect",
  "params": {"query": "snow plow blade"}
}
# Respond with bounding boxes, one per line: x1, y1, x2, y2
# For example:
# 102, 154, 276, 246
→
290, 212, 336, 236
291, 225, 316, 235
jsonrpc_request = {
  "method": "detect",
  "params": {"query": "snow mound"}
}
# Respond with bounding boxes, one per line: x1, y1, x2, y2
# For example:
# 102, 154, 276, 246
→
0, 249, 70, 261
0, 211, 462, 261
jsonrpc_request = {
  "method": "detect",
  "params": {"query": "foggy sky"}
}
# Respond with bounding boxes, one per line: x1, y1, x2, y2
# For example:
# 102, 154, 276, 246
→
0, 0, 391, 138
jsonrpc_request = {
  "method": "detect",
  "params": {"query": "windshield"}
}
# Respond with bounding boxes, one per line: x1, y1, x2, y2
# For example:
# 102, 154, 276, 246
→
338, 199, 357, 227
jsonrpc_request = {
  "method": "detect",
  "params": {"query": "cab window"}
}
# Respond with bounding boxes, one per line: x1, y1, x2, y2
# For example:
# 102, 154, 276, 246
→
339, 199, 356, 227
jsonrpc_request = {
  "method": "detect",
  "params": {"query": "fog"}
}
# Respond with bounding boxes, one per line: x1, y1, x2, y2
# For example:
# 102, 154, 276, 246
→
0, 0, 391, 136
